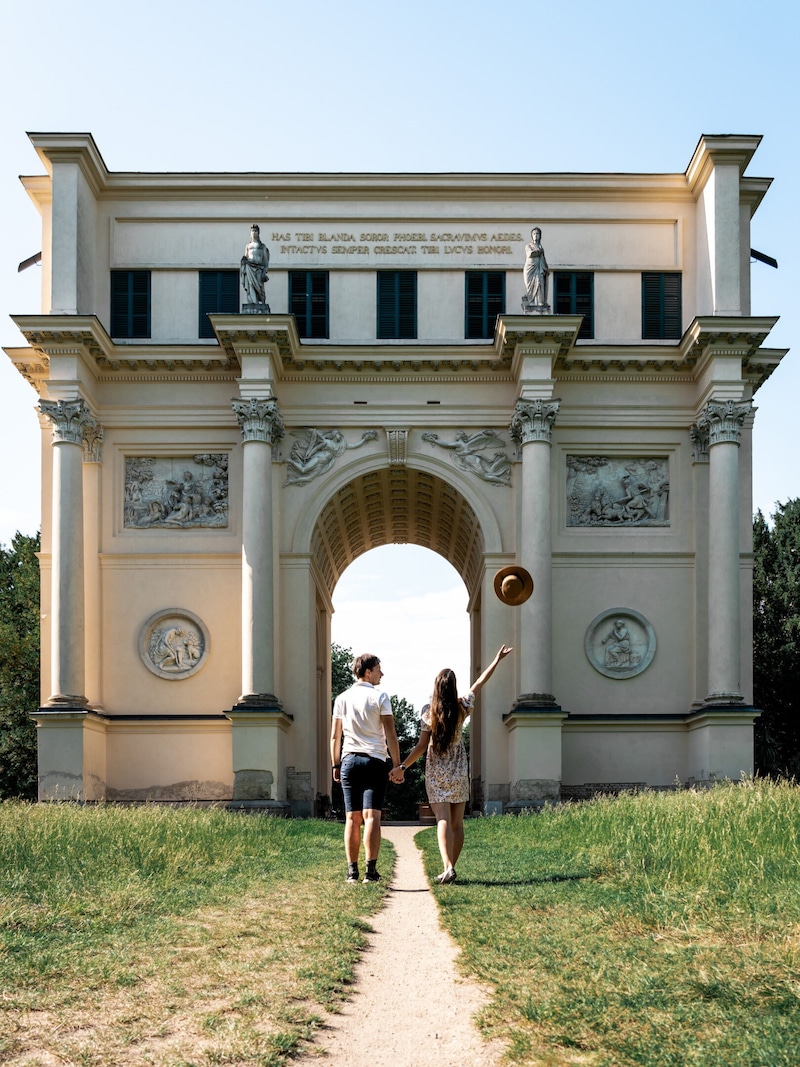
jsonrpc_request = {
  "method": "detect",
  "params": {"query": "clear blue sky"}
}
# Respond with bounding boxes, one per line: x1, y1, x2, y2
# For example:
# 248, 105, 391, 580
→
1, 0, 797, 707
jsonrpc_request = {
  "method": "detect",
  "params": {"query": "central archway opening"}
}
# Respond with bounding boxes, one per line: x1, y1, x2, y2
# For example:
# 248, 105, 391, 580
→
331, 544, 469, 712
308, 466, 490, 804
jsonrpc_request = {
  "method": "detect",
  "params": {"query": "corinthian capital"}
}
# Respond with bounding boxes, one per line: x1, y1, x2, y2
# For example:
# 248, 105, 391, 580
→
509, 398, 561, 446
695, 399, 753, 448
40, 398, 99, 449
231, 397, 285, 445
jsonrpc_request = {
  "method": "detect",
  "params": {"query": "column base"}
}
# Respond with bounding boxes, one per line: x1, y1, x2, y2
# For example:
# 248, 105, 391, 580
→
702, 692, 746, 707
233, 693, 284, 710
43, 693, 90, 709
511, 693, 560, 710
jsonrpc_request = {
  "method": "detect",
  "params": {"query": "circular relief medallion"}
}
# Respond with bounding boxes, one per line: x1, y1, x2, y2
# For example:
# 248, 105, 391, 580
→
139, 609, 210, 680
584, 608, 656, 679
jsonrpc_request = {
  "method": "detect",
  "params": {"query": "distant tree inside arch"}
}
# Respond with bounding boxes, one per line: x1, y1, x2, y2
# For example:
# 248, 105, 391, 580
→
753, 502, 800, 777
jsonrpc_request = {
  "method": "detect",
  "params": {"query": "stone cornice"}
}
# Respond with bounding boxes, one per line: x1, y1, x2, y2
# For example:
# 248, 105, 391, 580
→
685, 134, 764, 197
24, 131, 737, 206
6, 313, 785, 392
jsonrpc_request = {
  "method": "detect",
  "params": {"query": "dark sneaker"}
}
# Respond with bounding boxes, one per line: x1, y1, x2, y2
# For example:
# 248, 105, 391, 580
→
362, 870, 381, 883
346, 865, 359, 883
346, 872, 359, 883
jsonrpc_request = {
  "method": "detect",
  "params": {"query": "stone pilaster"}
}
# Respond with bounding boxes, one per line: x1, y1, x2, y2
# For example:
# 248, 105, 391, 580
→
231, 398, 284, 706
693, 399, 752, 705
39, 399, 99, 708
509, 398, 560, 707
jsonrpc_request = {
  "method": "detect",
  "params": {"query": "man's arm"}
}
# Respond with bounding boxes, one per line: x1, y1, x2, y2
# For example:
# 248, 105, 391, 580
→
381, 713, 402, 771
330, 717, 343, 783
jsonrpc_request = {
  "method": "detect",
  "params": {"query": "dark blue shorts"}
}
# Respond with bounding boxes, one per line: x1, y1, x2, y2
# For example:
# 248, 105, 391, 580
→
340, 753, 389, 812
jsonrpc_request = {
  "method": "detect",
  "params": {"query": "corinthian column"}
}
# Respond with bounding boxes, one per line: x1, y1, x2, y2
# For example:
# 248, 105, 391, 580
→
695, 399, 752, 704
509, 398, 560, 706
39, 398, 98, 707
231, 397, 284, 705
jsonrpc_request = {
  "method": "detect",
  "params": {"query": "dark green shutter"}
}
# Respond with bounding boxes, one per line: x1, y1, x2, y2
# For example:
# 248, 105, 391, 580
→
377, 271, 416, 339
111, 270, 151, 338
290, 271, 329, 338
465, 271, 505, 338
555, 272, 593, 339
642, 272, 681, 340
199, 271, 238, 338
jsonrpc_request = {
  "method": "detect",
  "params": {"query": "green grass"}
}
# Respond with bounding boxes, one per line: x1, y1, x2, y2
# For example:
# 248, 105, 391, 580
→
417, 779, 800, 1066
0, 803, 389, 1067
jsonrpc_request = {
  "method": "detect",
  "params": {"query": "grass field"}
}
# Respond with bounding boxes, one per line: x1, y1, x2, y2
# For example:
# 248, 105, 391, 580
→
2, 782, 799, 1066
0, 803, 389, 1067
417, 779, 800, 1066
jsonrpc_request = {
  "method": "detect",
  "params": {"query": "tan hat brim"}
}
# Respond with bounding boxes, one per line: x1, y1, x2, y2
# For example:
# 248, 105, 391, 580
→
493, 565, 534, 605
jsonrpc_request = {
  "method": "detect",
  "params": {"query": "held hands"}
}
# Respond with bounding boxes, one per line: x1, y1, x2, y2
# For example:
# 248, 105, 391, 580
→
389, 766, 405, 785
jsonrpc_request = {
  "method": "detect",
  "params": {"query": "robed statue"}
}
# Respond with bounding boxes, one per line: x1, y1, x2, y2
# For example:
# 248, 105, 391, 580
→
522, 226, 549, 313
240, 224, 270, 308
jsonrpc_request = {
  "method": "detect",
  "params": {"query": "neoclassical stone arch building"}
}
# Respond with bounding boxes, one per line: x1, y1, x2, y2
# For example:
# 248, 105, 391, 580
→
5, 132, 786, 811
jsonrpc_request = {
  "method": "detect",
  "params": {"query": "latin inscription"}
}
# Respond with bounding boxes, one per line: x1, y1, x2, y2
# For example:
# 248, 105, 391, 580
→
270, 229, 523, 260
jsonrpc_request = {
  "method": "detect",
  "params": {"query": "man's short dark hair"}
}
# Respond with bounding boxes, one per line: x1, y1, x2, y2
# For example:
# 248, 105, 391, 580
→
353, 653, 380, 679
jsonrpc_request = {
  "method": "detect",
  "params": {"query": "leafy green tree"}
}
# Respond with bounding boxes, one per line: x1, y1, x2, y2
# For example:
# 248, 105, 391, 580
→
0, 532, 40, 799
384, 695, 426, 821
331, 641, 354, 703
753, 502, 800, 777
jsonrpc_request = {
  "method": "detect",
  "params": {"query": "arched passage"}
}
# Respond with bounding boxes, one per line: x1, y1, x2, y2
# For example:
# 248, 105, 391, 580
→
295, 465, 492, 804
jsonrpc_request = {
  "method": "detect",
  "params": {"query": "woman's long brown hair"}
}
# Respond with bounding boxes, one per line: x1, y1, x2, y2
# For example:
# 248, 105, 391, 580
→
429, 668, 462, 755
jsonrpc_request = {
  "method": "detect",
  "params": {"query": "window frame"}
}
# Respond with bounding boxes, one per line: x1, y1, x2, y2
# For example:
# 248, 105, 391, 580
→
289, 270, 330, 339
376, 271, 417, 339
465, 271, 505, 339
641, 272, 682, 340
554, 271, 594, 340
198, 270, 240, 338
110, 270, 151, 339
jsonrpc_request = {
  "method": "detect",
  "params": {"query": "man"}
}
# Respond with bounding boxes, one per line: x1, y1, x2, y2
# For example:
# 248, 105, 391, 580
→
331, 654, 402, 883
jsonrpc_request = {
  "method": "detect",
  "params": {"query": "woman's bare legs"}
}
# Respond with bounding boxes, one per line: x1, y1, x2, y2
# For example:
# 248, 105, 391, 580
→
430, 801, 466, 876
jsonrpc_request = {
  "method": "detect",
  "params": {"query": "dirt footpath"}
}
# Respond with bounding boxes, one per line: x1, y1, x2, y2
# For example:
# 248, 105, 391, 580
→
294, 825, 504, 1067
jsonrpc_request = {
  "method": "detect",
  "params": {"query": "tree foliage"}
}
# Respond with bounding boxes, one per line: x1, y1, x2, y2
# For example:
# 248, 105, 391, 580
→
753, 502, 800, 777
330, 641, 354, 704
0, 532, 40, 799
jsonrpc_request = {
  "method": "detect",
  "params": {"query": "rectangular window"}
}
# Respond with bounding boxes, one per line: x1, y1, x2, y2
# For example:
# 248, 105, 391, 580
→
199, 270, 239, 338
465, 271, 505, 339
554, 272, 594, 339
289, 270, 329, 338
642, 272, 682, 340
377, 271, 417, 339
110, 270, 151, 338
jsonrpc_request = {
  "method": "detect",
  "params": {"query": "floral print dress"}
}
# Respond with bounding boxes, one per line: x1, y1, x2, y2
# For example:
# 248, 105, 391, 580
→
421, 692, 474, 804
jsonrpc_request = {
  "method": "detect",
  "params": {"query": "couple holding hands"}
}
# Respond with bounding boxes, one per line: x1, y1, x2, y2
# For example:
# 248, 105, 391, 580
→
330, 645, 513, 885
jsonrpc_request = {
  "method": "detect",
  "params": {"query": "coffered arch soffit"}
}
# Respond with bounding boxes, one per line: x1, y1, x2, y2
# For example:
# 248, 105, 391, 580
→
293, 456, 502, 603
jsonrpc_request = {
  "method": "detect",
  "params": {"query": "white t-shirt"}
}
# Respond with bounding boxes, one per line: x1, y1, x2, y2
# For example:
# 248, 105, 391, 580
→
333, 681, 394, 760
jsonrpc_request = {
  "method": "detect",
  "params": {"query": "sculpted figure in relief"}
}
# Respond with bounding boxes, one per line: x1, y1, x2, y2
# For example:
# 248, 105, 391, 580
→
566, 456, 669, 527
522, 226, 549, 311
601, 619, 640, 670
151, 625, 203, 674
422, 429, 512, 486
124, 455, 228, 528
284, 428, 379, 486
240, 223, 270, 306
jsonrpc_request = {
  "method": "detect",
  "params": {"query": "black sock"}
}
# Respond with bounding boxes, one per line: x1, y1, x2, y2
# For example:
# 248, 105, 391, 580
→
348, 862, 359, 877
366, 859, 378, 875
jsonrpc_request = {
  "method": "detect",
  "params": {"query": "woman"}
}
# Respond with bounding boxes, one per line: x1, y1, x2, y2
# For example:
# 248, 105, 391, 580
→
398, 645, 513, 883
523, 226, 548, 307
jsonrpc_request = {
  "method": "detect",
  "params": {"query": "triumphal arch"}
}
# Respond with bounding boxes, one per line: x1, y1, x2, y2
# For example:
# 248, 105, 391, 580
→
5, 133, 786, 812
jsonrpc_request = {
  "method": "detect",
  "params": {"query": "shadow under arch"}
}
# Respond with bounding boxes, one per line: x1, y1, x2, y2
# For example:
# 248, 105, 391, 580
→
291, 452, 505, 604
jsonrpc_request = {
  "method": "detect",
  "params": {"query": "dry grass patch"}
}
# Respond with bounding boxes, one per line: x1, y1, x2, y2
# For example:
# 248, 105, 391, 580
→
0, 804, 388, 1067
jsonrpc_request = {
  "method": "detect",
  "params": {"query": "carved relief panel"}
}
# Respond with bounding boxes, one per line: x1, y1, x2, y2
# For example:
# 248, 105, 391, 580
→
566, 456, 669, 527
125, 454, 229, 528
